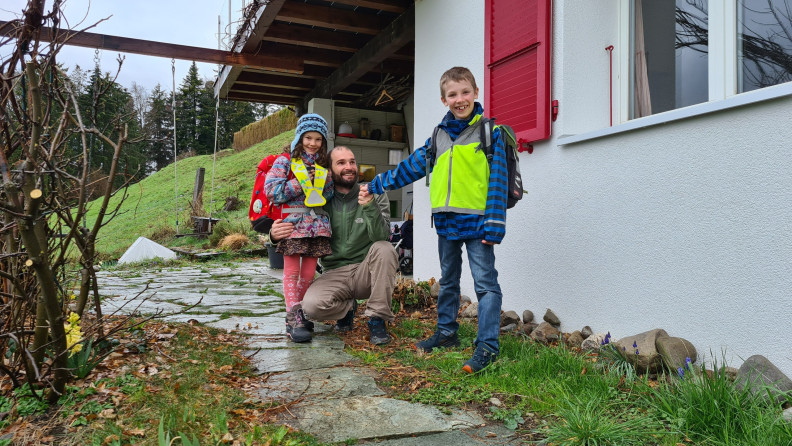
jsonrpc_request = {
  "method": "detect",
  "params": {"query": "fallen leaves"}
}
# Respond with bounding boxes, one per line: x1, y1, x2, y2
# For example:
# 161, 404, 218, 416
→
123, 427, 146, 437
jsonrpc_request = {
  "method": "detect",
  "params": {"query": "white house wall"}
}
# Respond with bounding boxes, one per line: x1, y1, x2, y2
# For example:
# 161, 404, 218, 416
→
413, 0, 792, 376
413, 0, 485, 282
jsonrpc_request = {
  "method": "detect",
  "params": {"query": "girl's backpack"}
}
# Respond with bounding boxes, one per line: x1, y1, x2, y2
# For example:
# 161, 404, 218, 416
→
248, 152, 290, 233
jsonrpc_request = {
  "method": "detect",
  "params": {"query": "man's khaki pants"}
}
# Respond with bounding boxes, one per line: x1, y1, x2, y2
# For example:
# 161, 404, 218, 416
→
302, 241, 398, 322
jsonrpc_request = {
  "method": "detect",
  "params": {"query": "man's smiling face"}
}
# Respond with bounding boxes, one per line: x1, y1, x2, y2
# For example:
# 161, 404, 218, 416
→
330, 146, 358, 190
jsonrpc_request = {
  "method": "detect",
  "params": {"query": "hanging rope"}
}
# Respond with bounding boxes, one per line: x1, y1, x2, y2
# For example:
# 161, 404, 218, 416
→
171, 58, 179, 234
209, 27, 224, 231
209, 94, 220, 230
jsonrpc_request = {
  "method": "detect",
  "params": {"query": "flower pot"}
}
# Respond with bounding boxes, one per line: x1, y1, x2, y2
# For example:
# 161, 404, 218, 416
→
266, 243, 284, 269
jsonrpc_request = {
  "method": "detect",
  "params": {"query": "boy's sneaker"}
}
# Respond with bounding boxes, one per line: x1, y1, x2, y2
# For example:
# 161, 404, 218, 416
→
285, 304, 312, 343
462, 344, 498, 373
415, 330, 460, 353
367, 317, 391, 345
334, 300, 358, 333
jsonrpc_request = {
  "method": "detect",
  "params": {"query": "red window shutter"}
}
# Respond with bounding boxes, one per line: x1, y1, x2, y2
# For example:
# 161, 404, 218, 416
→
485, 0, 552, 145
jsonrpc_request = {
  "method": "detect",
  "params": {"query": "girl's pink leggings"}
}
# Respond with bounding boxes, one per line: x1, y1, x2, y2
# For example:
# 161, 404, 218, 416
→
283, 254, 318, 311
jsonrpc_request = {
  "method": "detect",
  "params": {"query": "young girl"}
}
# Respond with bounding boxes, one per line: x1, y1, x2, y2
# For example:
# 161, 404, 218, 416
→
264, 114, 333, 342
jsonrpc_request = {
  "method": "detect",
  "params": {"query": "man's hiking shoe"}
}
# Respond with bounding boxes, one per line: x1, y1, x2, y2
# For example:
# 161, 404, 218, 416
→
462, 345, 498, 373
285, 304, 312, 343
367, 317, 391, 345
334, 300, 357, 333
415, 330, 460, 353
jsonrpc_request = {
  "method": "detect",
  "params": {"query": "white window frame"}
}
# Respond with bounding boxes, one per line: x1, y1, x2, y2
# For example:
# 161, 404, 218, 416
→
559, 0, 792, 146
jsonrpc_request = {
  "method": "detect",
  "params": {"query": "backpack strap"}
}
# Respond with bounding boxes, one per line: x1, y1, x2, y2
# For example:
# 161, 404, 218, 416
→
480, 117, 495, 165
426, 125, 441, 186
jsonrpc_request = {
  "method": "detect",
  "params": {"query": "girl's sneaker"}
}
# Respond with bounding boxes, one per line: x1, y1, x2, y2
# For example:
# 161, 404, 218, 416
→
462, 344, 498, 373
286, 304, 312, 343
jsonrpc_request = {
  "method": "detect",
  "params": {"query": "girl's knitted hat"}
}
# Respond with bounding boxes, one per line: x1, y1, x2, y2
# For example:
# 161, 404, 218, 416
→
291, 113, 328, 151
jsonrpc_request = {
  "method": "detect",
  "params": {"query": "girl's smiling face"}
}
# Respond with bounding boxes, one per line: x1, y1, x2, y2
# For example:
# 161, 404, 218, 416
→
441, 79, 479, 120
301, 131, 324, 155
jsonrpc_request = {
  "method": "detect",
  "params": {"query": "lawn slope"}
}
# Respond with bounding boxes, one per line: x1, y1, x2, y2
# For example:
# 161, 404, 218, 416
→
87, 130, 294, 258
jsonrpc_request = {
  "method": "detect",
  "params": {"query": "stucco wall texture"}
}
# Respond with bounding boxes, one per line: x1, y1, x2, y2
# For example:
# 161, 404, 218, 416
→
412, 0, 792, 377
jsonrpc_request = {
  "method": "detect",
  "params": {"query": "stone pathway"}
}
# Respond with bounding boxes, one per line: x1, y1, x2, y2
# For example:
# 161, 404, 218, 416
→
97, 260, 518, 444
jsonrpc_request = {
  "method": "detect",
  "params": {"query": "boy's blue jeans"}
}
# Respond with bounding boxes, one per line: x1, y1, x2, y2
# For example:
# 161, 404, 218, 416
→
436, 235, 502, 354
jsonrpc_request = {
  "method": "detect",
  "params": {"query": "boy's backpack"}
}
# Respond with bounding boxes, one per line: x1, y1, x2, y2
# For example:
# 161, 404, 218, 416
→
427, 118, 524, 208
249, 152, 290, 233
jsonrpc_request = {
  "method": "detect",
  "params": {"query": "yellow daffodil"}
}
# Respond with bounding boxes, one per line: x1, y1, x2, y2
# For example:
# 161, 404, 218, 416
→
63, 312, 84, 355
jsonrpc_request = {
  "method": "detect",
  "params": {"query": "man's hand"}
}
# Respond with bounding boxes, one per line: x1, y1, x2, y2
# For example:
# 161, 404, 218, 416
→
269, 219, 294, 242
358, 184, 373, 206
482, 240, 495, 246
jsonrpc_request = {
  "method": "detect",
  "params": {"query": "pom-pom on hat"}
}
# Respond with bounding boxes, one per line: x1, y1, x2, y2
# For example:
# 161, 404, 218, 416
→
291, 113, 328, 151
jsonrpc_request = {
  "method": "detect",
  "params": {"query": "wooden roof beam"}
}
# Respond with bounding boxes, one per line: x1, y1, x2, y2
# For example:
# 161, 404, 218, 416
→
256, 42, 348, 68
302, 3, 414, 108
315, 0, 409, 14
276, 2, 390, 35
263, 22, 367, 52
0, 20, 302, 73
227, 92, 355, 106
235, 71, 317, 89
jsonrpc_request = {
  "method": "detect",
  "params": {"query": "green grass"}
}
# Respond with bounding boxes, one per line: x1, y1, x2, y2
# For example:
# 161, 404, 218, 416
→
646, 362, 792, 446
67, 324, 326, 445
349, 319, 792, 445
84, 130, 294, 259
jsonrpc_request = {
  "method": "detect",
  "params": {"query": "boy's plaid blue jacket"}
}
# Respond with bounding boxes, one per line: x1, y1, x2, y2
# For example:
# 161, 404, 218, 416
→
367, 102, 508, 243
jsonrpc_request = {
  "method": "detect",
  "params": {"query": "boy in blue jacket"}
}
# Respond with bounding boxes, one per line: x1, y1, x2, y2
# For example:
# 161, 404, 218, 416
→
362, 66, 507, 373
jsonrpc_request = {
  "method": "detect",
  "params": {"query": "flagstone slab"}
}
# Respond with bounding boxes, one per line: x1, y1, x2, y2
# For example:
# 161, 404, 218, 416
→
247, 344, 356, 374
258, 367, 385, 401
207, 316, 285, 335
281, 396, 485, 443
366, 424, 517, 445
160, 313, 222, 324
100, 299, 184, 315
245, 333, 344, 351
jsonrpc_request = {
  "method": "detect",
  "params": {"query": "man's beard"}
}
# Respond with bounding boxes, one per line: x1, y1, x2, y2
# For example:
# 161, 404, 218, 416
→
332, 168, 357, 189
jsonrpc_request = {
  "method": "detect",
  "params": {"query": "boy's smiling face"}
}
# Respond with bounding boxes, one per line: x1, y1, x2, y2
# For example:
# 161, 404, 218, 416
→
441, 79, 479, 120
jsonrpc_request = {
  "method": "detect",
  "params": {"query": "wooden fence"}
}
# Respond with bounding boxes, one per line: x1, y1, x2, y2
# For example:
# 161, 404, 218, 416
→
233, 108, 297, 151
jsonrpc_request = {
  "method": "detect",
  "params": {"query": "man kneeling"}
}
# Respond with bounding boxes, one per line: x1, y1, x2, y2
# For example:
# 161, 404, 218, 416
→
269, 146, 398, 345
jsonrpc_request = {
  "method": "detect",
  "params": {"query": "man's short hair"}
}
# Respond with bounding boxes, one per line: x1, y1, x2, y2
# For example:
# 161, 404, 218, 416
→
439, 66, 478, 97
328, 145, 353, 160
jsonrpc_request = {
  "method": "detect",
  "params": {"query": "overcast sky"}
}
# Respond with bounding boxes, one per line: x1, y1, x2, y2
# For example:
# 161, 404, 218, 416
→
1, 0, 249, 93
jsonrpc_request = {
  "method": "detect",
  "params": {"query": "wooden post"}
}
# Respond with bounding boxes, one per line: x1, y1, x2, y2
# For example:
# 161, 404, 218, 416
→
192, 168, 205, 212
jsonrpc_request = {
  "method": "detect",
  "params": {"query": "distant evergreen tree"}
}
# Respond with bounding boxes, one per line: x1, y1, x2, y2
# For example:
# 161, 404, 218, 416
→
214, 84, 257, 151
76, 66, 145, 186
143, 84, 174, 173
195, 79, 217, 155
175, 62, 203, 155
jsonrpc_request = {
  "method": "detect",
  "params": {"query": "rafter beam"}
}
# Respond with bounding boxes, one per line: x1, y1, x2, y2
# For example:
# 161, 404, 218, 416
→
276, 2, 390, 35
257, 42, 347, 68
302, 4, 414, 107
315, 0, 408, 14
263, 22, 367, 52
0, 20, 302, 73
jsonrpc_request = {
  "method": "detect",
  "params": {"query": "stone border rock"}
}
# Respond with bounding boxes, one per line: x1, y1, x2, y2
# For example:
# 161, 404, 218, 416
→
457, 299, 792, 409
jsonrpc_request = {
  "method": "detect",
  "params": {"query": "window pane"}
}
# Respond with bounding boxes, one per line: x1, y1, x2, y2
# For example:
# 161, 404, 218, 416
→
632, 0, 709, 118
738, 0, 792, 93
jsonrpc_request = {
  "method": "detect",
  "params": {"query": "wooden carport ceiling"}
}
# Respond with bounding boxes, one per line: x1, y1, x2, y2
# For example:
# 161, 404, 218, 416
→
215, 0, 414, 112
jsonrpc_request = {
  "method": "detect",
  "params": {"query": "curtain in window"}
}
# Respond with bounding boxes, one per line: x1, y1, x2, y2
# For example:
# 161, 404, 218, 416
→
634, 0, 652, 117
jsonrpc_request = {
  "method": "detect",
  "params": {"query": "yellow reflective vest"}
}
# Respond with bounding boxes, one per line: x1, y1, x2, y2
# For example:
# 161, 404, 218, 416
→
429, 116, 489, 215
